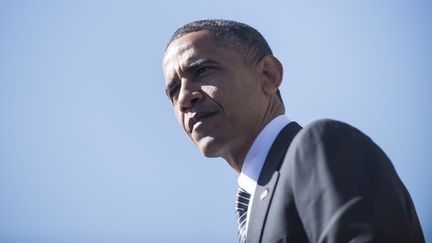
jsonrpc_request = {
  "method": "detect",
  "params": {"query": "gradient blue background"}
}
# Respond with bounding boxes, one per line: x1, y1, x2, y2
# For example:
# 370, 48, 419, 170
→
1, 1, 431, 242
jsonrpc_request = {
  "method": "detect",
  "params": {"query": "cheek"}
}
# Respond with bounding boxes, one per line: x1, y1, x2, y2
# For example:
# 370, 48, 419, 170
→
174, 109, 186, 130
201, 85, 218, 98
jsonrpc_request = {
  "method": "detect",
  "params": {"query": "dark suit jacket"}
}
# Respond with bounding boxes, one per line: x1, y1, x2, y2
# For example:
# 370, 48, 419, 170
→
246, 119, 424, 243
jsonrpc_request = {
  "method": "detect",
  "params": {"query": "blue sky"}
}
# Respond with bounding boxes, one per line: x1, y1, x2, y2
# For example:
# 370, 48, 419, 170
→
1, 0, 431, 242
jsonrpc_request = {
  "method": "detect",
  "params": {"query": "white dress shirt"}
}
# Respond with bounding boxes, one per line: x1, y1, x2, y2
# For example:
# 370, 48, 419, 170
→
237, 114, 291, 230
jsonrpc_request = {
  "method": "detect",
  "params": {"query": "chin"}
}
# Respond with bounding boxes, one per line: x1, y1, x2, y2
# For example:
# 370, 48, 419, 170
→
195, 136, 222, 158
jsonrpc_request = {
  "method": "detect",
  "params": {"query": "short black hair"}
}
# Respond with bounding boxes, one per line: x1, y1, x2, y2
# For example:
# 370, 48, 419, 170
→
166, 19, 283, 103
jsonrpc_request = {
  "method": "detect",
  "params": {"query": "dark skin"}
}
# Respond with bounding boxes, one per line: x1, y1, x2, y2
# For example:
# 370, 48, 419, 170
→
163, 30, 285, 172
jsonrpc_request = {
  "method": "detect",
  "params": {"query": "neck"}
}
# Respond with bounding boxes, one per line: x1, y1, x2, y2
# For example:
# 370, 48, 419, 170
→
224, 96, 285, 173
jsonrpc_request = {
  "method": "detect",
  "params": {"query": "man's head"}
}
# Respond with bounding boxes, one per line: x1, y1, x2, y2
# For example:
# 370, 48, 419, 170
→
162, 19, 285, 172
167, 19, 272, 62
166, 19, 283, 102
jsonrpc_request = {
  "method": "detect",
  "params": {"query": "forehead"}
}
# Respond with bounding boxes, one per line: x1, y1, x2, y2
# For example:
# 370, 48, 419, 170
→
164, 30, 217, 63
162, 31, 239, 79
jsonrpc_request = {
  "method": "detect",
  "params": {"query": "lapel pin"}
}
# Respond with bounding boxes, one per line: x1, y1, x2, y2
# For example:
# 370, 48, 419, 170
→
260, 188, 269, 200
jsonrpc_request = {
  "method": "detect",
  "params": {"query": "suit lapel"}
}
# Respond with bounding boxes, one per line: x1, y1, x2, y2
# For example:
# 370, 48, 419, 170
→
246, 170, 280, 243
246, 122, 302, 243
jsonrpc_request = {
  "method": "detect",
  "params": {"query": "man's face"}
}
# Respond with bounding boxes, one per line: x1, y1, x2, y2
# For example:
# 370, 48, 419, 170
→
163, 31, 268, 169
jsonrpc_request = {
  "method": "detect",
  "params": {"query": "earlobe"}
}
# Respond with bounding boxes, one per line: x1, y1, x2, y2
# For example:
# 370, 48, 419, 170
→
260, 55, 283, 95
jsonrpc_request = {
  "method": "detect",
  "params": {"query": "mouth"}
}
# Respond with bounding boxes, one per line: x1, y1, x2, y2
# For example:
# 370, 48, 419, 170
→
188, 111, 218, 133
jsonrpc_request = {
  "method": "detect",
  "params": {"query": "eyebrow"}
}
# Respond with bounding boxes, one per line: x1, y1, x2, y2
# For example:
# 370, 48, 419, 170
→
164, 59, 220, 98
184, 59, 218, 73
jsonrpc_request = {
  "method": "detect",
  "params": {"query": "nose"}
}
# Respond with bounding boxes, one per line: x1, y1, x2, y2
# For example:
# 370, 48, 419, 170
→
177, 81, 204, 112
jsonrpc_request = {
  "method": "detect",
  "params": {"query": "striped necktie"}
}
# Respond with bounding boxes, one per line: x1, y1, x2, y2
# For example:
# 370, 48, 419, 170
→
236, 187, 251, 243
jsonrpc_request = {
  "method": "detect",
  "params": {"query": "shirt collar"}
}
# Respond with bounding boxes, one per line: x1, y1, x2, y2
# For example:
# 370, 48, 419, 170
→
237, 115, 291, 195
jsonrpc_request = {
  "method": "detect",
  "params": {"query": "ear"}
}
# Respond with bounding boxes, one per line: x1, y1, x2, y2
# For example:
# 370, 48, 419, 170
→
258, 55, 283, 95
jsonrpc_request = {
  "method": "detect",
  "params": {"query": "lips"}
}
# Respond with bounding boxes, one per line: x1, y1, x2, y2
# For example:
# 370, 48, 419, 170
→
187, 111, 218, 133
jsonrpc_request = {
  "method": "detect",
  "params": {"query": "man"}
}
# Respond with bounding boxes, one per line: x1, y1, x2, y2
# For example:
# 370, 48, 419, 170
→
162, 19, 424, 243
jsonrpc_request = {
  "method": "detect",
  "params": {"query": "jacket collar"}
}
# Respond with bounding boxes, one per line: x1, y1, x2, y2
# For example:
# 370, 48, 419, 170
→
246, 121, 302, 243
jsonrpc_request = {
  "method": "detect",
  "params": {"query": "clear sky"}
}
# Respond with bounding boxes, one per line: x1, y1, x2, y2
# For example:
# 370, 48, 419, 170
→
1, 0, 431, 242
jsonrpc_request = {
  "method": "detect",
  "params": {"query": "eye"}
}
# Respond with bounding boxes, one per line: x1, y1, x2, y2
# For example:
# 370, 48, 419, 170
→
196, 66, 210, 75
168, 85, 179, 102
